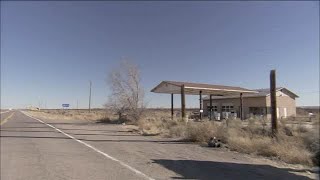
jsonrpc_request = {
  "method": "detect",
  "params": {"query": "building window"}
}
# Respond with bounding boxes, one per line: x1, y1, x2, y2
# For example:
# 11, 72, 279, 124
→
212, 106, 218, 112
207, 105, 218, 112
222, 105, 234, 112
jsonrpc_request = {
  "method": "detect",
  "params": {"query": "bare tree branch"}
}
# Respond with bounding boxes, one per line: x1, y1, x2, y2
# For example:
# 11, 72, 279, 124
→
106, 60, 146, 122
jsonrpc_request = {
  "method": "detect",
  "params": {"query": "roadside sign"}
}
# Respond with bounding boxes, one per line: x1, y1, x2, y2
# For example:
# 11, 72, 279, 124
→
62, 104, 70, 108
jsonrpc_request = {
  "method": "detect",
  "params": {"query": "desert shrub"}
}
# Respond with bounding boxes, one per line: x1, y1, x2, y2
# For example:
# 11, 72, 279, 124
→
183, 121, 227, 143
136, 112, 317, 166
226, 119, 242, 129
138, 117, 179, 136
298, 126, 311, 133
226, 127, 313, 166
169, 123, 187, 137
282, 126, 293, 136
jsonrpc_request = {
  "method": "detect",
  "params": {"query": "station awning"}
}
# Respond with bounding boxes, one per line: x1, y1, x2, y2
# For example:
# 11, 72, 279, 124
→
151, 81, 258, 96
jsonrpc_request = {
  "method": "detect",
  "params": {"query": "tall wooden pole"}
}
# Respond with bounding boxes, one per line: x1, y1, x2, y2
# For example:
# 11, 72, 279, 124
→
89, 80, 92, 112
199, 91, 202, 120
181, 85, 186, 120
209, 94, 213, 120
240, 93, 243, 120
171, 93, 174, 120
270, 70, 278, 136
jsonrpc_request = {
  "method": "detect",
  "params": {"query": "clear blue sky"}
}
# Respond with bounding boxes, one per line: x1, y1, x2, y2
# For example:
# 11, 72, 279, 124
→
1, 1, 319, 109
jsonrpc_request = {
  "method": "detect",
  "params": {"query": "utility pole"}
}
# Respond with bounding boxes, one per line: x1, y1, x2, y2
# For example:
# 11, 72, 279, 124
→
171, 94, 174, 120
89, 81, 92, 112
270, 70, 278, 136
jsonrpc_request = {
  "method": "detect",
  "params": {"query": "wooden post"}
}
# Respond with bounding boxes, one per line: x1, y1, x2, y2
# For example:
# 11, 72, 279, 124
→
209, 94, 213, 120
89, 80, 92, 112
171, 93, 174, 120
181, 85, 186, 120
199, 91, 202, 120
270, 70, 278, 136
240, 93, 243, 120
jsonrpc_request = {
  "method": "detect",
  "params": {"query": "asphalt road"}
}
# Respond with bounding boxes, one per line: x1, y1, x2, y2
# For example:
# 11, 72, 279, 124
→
0, 111, 315, 180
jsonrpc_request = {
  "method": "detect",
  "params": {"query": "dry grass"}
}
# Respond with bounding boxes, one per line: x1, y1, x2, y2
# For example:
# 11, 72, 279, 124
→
137, 112, 319, 166
24, 109, 117, 121
137, 116, 179, 136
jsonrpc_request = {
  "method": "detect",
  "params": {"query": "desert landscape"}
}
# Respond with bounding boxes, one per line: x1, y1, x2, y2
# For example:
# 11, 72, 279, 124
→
25, 107, 319, 168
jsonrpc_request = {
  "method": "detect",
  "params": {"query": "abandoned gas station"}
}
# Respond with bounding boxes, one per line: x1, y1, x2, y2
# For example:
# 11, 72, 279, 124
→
151, 81, 258, 120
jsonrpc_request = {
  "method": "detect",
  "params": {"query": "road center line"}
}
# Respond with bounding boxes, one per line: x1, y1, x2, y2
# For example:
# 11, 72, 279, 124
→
21, 111, 154, 180
0, 112, 15, 126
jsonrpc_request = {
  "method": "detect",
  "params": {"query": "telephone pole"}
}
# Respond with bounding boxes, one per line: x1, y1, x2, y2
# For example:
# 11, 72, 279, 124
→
89, 81, 92, 112
270, 70, 278, 136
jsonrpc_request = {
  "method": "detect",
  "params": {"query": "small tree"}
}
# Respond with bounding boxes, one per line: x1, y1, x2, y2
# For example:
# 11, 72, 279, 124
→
106, 60, 145, 122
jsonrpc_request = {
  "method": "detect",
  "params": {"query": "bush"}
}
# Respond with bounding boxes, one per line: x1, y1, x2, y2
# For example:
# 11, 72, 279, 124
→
137, 115, 317, 166
138, 117, 179, 136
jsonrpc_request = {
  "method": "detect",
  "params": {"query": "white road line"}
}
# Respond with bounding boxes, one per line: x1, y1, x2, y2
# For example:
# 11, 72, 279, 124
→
21, 111, 154, 180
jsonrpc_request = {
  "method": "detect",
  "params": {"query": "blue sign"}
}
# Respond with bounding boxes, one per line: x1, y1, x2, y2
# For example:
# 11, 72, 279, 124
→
62, 104, 70, 108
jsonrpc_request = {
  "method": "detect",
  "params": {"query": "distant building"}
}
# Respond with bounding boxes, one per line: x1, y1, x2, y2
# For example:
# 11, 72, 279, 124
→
203, 87, 298, 119
28, 106, 40, 111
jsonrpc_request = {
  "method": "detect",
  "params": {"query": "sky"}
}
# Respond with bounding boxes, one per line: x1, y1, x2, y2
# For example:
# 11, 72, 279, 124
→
1, 1, 319, 109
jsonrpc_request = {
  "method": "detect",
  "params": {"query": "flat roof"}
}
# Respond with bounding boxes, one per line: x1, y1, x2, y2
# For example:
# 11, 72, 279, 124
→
203, 87, 299, 99
151, 81, 258, 96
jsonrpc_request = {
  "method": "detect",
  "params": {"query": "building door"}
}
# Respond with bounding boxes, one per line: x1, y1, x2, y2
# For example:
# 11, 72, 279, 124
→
283, 108, 287, 118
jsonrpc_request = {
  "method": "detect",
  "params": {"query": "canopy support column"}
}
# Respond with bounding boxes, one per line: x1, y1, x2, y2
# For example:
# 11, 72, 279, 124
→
181, 85, 186, 120
240, 93, 243, 120
209, 94, 213, 120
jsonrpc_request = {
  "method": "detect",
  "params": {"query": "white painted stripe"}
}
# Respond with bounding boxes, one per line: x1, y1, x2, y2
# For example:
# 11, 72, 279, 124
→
21, 111, 154, 180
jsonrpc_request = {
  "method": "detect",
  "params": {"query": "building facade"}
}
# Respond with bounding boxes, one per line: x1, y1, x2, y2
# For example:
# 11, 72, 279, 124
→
203, 87, 298, 119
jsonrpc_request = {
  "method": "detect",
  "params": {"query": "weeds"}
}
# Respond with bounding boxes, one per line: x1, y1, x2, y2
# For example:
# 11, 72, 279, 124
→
138, 115, 318, 166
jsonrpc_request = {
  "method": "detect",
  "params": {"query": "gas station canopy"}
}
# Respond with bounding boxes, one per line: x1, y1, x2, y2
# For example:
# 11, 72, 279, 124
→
151, 81, 258, 96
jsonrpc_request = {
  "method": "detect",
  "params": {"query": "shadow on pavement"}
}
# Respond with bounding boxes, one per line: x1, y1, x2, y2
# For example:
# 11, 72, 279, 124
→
0, 129, 60, 133
0, 126, 52, 129
0, 127, 129, 133
95, 118, 125, 124
21, 122, 91, 125
0, 135, 191, 144
152, 159, 312, 180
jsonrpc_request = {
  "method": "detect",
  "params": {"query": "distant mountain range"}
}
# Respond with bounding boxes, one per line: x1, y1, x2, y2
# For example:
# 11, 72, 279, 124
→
298, 106, 320, 109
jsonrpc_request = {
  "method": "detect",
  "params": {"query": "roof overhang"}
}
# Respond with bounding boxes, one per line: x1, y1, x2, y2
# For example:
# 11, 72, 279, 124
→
151, 81, 258, 96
